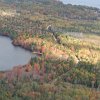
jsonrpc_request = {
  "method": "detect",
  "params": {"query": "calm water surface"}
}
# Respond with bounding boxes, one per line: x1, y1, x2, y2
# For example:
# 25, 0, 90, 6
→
0, 36, 35, 71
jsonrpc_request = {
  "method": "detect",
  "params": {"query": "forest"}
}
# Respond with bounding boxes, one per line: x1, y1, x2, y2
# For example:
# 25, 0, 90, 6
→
0, 0, 100, 100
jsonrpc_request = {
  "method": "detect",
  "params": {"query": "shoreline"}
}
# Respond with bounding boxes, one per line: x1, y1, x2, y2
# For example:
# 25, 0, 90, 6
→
0, 34, 33, 51
0, 34, 35, 73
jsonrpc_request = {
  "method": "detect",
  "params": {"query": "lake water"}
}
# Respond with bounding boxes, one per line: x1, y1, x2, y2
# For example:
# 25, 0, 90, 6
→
0, 36, 35, 71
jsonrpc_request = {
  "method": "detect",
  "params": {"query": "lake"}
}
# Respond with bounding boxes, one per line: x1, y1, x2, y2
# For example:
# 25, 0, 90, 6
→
0, 36, 35, 71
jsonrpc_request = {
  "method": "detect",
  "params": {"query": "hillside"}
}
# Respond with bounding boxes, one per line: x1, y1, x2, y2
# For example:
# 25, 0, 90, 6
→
1, 0, 100, 20
0, 0, 100, 35
0, 0, 100, 100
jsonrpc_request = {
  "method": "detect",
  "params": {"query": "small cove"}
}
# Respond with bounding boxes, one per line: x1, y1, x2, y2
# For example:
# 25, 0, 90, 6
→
0, 36, 35, 71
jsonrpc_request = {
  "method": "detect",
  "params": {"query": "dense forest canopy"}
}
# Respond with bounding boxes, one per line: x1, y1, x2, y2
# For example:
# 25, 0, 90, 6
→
0, 0, 100, 100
